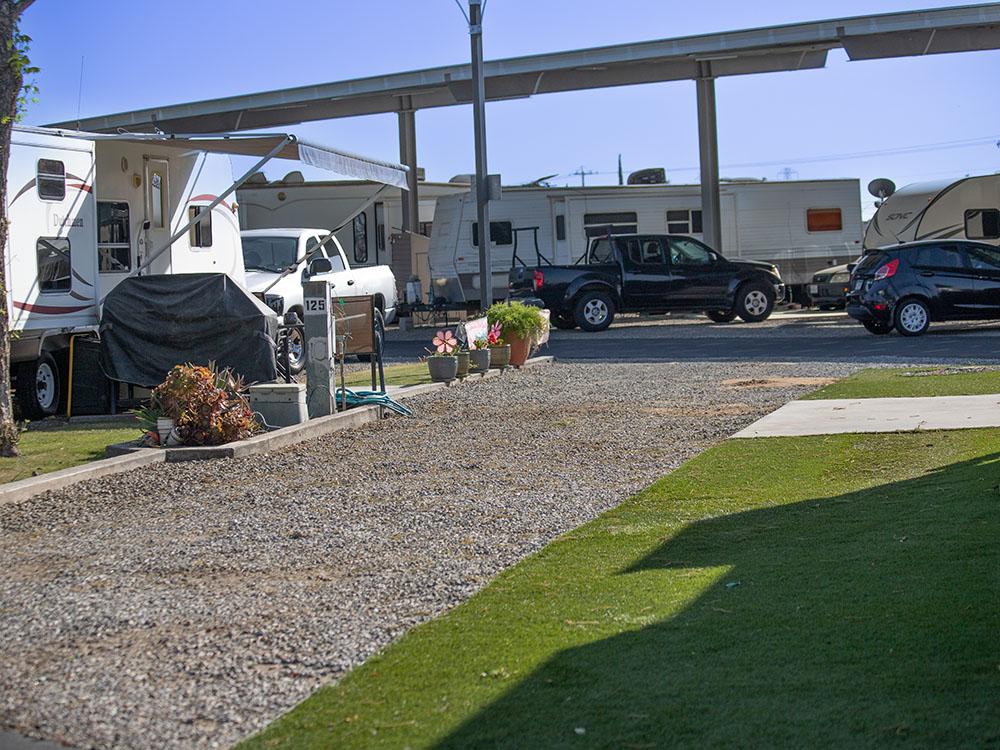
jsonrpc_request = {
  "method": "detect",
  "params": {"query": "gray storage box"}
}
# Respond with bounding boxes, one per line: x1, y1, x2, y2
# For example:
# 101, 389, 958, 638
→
249, 383, 308, 428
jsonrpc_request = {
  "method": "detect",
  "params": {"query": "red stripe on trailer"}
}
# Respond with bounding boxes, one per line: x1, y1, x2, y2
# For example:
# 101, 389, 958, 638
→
13, 300, 91, 314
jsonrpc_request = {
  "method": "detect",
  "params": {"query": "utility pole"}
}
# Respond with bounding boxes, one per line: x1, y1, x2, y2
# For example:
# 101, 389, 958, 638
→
468, 0, 492, 308
571, 166, 597, 186
617, 154, 624, 186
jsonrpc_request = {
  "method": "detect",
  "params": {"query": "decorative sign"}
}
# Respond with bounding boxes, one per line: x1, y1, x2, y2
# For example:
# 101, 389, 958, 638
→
463, 316, 489, 345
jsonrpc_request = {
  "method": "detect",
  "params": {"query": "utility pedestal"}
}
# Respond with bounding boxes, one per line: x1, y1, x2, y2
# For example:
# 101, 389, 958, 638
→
303, 280, 336, 418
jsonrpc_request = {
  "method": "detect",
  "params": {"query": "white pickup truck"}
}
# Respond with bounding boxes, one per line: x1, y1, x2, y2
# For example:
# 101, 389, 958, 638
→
241, 228, 398, 371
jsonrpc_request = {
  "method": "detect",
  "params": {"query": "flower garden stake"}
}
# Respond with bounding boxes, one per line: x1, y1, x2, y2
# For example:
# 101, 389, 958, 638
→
425, 329, 459, 383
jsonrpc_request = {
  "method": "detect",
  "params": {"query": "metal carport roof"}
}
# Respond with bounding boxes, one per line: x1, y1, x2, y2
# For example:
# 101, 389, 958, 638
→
52, 4, 1000, 134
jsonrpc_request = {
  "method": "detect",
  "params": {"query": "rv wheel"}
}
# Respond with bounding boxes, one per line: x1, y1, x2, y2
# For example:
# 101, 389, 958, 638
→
16, 352, 61, 420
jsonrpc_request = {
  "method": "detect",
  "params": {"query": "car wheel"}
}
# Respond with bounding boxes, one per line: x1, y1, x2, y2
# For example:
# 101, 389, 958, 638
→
706, 309, 737, 323
550, 312, 577, 330
16, 352, 61, 420
574, 290, 615, 332
894, 298, 930, 336
862, 319, 892, 335
735, 282, 775, 323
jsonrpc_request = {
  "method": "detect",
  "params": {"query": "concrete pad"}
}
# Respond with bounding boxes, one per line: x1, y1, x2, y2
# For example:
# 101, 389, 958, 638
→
734, 394, 1000, 438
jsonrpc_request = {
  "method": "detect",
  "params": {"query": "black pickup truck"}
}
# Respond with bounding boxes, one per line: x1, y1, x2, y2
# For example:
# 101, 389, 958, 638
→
509, 234, 785, 331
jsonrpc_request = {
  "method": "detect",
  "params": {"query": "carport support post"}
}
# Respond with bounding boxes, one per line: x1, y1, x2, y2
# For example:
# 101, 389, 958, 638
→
696, 66, 722, 251
397, 107, 419, 232
469, 0, 492, 308
302, 280, 335, 419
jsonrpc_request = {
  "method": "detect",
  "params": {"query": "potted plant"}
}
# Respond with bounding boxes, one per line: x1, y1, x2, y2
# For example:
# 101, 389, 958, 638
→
487, 301, 548, 367
485, 321, 510, 369
469, 336, 491, 372
425, 329, 459, 382
455, 343, 471, 378
149, 363, 257, 446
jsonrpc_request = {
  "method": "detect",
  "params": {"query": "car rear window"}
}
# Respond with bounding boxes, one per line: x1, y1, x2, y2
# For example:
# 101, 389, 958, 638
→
853, 252, 887, 275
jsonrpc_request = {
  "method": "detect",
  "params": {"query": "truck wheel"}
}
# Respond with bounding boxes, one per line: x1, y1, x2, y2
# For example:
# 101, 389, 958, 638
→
16, 352, 61, 420
574, 291, 615, 332
735, 282, 775, 323
550, 312, 577, 330
706, 309, 737, 323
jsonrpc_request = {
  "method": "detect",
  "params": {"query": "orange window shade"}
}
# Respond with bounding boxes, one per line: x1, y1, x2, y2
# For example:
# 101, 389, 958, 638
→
807, 208, 843, 232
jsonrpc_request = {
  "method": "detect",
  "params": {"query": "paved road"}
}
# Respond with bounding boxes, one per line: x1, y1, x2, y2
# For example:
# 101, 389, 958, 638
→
384, 310, 1000, 364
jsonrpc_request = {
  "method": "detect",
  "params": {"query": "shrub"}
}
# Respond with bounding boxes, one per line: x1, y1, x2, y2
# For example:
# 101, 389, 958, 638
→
486, 301, 548, 341
152, 363, 257, 446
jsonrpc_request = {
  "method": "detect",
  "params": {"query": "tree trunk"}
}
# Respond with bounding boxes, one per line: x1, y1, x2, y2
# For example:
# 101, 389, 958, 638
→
0, 1, 28, 456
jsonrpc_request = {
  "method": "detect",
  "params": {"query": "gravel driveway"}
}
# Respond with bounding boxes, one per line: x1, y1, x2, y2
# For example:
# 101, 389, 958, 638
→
1, 361, 859, 749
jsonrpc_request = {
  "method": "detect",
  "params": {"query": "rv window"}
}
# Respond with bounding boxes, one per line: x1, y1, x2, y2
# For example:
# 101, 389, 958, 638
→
354, 213, 369, 264
471, 221, 513, 246
36, 237, 71, 292
98, 201, 131, 273
555, 215, 566, 241
807, 208, 843, 232
374, 202, 386, 255
37, 159, 65, 201
188, 206, 213, 248
146, 160, 168, 229
583, 211, 637, 238
965, 208, 1000, 240
666, 209, 703, 235
419, 221, 433, 237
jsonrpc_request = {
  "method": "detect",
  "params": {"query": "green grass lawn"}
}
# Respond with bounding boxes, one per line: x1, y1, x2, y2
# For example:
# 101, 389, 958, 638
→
806, 366, 1000, 400
342, 363, 433, 389
239, 428, 1000, 749
0, 423, 140, 484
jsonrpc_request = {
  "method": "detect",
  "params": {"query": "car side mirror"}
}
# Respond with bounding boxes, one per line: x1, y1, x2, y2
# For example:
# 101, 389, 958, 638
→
308, 257, 333, 276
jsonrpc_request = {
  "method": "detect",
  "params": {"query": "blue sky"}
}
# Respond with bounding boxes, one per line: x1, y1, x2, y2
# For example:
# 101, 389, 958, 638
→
21, 0, 1000, 217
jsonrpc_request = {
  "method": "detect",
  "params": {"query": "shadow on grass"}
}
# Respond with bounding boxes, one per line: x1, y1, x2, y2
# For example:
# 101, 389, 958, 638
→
435, 452, 1000, 748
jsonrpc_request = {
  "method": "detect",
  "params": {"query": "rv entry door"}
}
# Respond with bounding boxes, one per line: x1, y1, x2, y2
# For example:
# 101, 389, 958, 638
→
141, 157, 170, 273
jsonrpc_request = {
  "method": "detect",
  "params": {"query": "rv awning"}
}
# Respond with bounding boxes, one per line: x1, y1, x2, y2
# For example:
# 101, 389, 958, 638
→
76, 129, 410, 189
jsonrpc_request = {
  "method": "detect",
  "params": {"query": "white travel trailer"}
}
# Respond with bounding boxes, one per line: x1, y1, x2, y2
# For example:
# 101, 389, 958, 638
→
6, 126, 408, 418
426, 179, 863, 302
863, 174, 1000, 250
7, 126, 246, 417
236, 176, 467, 270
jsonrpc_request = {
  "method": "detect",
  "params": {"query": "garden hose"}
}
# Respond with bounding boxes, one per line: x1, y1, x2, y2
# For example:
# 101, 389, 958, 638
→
336, 388, 413, 417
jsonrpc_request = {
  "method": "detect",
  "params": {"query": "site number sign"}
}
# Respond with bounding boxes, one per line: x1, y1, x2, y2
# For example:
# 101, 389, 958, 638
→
304, 296, 327, 315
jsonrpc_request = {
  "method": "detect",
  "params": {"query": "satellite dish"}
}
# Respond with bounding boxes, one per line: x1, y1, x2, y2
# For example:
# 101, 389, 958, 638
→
868, 178, 896, 200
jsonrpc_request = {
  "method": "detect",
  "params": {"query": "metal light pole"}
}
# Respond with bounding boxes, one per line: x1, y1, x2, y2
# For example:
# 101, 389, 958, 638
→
468, 0, 492, 308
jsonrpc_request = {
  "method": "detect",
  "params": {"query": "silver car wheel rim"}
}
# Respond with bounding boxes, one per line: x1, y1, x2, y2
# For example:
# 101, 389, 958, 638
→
745, 290, 768, 316
900, 303, 927, 332
288, 329, 304, 367
36, 362, 56, 410
584, 299, 608, 325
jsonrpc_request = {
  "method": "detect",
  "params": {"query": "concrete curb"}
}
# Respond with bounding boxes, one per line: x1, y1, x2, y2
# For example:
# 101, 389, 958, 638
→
0, 356, 555, 506
0, 449, 165, 507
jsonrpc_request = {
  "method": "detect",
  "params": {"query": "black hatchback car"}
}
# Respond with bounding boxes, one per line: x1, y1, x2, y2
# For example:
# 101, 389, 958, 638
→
848, 240, 1000, 335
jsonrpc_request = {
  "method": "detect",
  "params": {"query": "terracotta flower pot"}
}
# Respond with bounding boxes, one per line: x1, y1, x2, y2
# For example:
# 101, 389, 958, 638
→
427, 355, 458, 383
469, 348, 491, 372
507, 334, 532, 367
456, 351, 470, 378
489, 344, 511, 369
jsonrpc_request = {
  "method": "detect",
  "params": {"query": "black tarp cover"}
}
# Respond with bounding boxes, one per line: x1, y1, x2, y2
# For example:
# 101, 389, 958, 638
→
100, 273, 278, 387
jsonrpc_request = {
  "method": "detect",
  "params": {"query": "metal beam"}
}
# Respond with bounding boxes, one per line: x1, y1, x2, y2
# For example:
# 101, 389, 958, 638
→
397, 108, 418, 232
696, 70, 721, 252
469, 0, 492, 308
51, 4, 1000, 134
